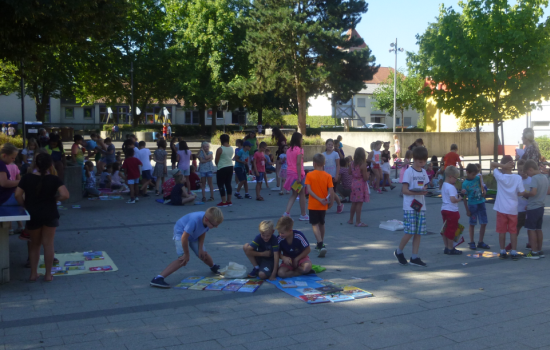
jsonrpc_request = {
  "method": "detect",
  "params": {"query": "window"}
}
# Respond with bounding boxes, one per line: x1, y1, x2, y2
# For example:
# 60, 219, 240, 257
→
396, 117, 401, 126
84, 108, 94, 119
217, 110, 224, 119
370, 117, 385, 123
404, 117, 412, 126
357, 98, 366, 108
185, 111, 200, 124
99, 106, 109, 122
65, 107, 74, 119
533, 121, 550, 126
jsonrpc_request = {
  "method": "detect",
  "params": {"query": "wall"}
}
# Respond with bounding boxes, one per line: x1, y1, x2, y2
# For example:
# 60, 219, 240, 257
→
0, 94, 36, 122
320, 131, 495, 157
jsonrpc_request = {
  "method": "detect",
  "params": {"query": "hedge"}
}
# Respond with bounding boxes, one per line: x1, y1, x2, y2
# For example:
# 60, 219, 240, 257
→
282, 115, 337, 128
102, 124, 242, 136
537, 138, 550, 160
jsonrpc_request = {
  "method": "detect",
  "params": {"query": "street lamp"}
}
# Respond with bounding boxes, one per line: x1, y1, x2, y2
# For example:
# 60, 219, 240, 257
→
389, 39, 404, 133
130, 62, 134, 125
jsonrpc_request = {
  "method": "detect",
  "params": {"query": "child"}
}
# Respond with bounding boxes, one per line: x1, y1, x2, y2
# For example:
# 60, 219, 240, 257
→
506, 160, 531, 251
177, 141, 192, 194
21, 138, 38, 174
305, 153, 335, 257
348, 147, 370, 227
7, 124, 15, 137
368, 141, 383, 193
6, 160, 23, 234
234, 139, 243, 185
381, 141, 395, 190
441, 166, 463, 255
461, 163, 490, 250
394, 146, 430, 267
264, 148, 276, 189
198, 141, 215, 202
99, 164, 113, 189
121, 148, 142, 203
490, 156, 525, 260
276, 216, 312, 278
170, 173, 196, 205
45, 134, 66, 181
234, 141, 252, 199
253, 141, 267, 201
189, 166, 201, 191
393, 134, 400, 158
111, 163, 123, 189
282, 132, 308, 220
440, 144, 464, 189
431, 156, 439, 176
322, 139, 344, 213
0, 143, 20, 208
84, 161, 100, 197
278, 145, 288, 195
243, 220, 279, 280
336, 135, 345, 157
336, 158, 352, 202
136, 141, 153, 197
150, 207, 223, 288
523, 159, 549, 259
191, 154, 198, 169
1, 123, 6, 135
153, 139, 168, 196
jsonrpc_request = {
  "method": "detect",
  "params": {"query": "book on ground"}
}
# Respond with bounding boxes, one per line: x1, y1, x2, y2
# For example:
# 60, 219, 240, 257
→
188, 283, 211, 291
279, 280, 297, 288
325, 293, 355, 303
66, 266, 86, 271
238, 280, 264, 293
299, 294, 331, 304
315, 285, 343, 293
64, 261, 85, 267
223, 283, 244, 292
204, 280, 232, 291
297, 288, 322, 296
173, 282, 197, 290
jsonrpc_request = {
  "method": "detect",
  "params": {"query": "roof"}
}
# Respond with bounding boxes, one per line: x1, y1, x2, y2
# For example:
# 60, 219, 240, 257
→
345, 29, 367, 51
365, 67, 394, 84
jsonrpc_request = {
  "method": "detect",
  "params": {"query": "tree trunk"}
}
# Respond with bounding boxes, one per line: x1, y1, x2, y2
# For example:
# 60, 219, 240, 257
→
210, 106, 217, 135
493, 118, 499, 162
34, 89, 49, 122
199, 108, 206, 134
296, 85, 307, 135
476, 120, 482, 166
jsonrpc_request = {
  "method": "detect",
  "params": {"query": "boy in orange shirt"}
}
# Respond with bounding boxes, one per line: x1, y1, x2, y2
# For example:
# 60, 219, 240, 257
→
439, 144, 464, 189
305, 153, 335, 258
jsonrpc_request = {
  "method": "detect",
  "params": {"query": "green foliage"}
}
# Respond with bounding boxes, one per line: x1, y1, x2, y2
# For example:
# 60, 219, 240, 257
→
372, 70, 425, 122
210, 131, 325, 146
0, 134, 23, 149
281, 115, 338, 128
537, 136, 550, 160
409, 0, 550, 160
247, 109, 286, 126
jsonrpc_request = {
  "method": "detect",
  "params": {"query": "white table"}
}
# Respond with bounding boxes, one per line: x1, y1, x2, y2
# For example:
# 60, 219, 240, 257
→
0, 206, 30, 284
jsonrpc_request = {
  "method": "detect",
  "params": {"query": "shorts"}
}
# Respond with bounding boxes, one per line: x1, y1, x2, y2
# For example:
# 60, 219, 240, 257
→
127, 178, 139, 185
441, 210, 460, 240
200, 171, 213, 178
467, 202, 488, 226
279, 168, 287, 179
0, 193, 18, 206
254, 256, 275, 276
517, 211, 527, 230
174, 238, 206, 257
142, 170, 153, 180
26, 218, 59, 231
280, 256, 311, 271
381, 163, 391, 175
179, 169, 190, 176
256, 172, 265, 182
283, 171, 305, 192
525, 207, 544, 230
95, 153, 101, 162
235, 167, 247, 182
403, 210, 427, 235
496, 212, 518, 234
309, 209, 326, 225
265, 165, 276, 174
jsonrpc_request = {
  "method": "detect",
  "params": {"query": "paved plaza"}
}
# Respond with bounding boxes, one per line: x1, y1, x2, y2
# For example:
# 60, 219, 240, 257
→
2, 172, 550, 350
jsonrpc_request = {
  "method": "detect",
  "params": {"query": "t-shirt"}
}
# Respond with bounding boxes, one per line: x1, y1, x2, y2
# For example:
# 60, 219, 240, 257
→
121, 157, 142, 180
250, 234, 279, 253
279, 154, 287, 170
234, 149, 249, 169
372, 150, 381, 165
277, 230, 309, 259
122, 139, 135, 155
322, 151, 340, 178
170, 183, 185, 205
86, 171, 96, 189
112, 171, 122, 186
17, 173, 64, 221
173, 211, 208, 241
248, 138, 258, 154
0, 159, 14, 204
71, 144, 85, 165
189, 172, 200, 190
493, 169, 525, 215
518, 177, 531, 212
527, 173, 549, 210
462, 175, 485, 205
177, 150, 191, 171
103, 144, 116, 164
305, 170, 333, 210
443, 152, 461, 169
441, 182, 459, 212
286, 146, 305, 177
6, 164, 20, 182
136, 148, 152, 171
402, 166, 430, 211
22, 149, 34, 164
86, 140, 98, 153
254, 152, 266, 173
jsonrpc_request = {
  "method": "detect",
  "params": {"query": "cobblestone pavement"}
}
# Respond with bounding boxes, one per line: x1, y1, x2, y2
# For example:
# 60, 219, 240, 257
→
2, 175, 550, 350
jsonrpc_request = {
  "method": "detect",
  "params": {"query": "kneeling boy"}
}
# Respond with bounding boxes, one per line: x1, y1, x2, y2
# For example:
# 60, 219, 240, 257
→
243, 220, 279, 280
276, 216, 312, 277
150, 207, 223, 288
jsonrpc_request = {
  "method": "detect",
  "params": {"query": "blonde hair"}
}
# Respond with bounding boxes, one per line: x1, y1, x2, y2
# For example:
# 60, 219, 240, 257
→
276, 216, 294, 232
259, 220, 274, 233
445, 165, 459, 178
0, 143, 18, 156
205, 207, 224, 225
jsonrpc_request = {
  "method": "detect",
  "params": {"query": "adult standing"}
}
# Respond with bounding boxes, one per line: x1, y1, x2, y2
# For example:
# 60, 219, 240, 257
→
170, 137, 179, 170
272, 127, 287, 189
214, 134, 234, 207
520, 128, 541, 164
15, 153, 70, 282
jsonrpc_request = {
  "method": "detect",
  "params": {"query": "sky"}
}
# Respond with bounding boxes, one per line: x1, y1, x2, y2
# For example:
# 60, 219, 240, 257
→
356, 0, 550, 72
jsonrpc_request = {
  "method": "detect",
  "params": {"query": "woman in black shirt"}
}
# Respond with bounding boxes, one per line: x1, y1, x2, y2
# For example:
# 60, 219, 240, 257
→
15, 153, 69, 282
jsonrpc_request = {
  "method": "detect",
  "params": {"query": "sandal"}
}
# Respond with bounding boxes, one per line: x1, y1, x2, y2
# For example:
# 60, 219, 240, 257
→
44, 276, 54, 283
279, 191, 284, 196
202, 197, 207, 202
347, 220, 354, 225
256, 197, 265, 201
207, 197, 215, 202
355, 222, 368, 227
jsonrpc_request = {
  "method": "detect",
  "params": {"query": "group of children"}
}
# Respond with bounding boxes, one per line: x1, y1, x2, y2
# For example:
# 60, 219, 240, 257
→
1, 123, 16, 137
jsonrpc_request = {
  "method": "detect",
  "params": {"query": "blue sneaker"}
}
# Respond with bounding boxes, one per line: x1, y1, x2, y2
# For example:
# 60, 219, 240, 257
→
248, 267, 259, 278
234, 192, 243, 199
468, 242, 476, 250
210, 264, 220, 274
150, 277, 170, 288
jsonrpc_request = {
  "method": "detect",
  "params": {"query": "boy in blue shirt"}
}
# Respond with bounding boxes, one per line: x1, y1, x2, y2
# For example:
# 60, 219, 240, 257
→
276, 216, 312, 277
461, 163, 490, 250
150, 207, 224, 288
234, 141, 252, 199
243, 220, 279, 280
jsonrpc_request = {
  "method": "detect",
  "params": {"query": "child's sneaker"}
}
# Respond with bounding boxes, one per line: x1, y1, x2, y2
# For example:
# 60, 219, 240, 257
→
226, 201, 233, 206
315, 244, 327, 258
282, 212, 291, 218
468, 242, 476, 250
210, 264, 221, 274
126, 199, 136, 204
299, 215, 309, 221
336, 204, 344, 214
234, 193, 242, 199
394, 250, 408, 265
217, 202, 228, 207
448, 249, 462, 255
135, 197, 140, 201
505, 243, 512, 251
18, 230, 30, 241
525, 252, 540, 260
248, 267, 259, 278
539, 251, 545, 258
526, 243, 532, 250
244, 194, 252, 199
150, 277, 170, 288
511, 253, 519, 261
499, 252, 508, 259
409, 257, 427, 267
477, 242, 490, 249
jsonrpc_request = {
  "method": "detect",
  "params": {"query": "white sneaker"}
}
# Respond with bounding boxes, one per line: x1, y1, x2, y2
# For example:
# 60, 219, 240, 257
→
126, 199, 135, 204
135, 197, 140, 201
299, 215, 309, 221
282, 212, 291, 218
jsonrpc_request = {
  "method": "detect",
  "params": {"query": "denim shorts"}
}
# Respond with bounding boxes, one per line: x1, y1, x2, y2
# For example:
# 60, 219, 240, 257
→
142, 170, 153, 180
200, 171, 213, 178
235, 167, 247, 182
256, 172, 265, 182
174, 238, 206, 256
127, 178, 139, 184
468, 202, 488, 226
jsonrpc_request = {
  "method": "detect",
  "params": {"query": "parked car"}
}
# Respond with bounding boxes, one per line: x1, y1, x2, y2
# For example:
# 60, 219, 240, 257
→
361, 123, 388, 129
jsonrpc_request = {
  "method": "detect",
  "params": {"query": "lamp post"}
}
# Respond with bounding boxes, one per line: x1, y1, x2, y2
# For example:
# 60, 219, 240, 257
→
130, 62, 134, 125
389, 39, 404, 133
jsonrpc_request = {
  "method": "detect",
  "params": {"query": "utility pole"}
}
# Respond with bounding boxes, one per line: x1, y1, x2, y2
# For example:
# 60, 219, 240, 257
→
389, 39, 404, 133
131, 61, 134, 125
20, 59, 26, 148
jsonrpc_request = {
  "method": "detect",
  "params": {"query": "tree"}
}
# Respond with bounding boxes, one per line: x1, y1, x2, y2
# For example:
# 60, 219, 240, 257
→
372, 70, 425, 131
73, 0, 174, 126
409, 0, 550, 161
244, 0, 378, 135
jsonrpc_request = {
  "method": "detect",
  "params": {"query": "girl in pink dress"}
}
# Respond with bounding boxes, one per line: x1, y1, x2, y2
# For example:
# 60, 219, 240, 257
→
348, 147, 369, 227
282, 132, 308, 221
